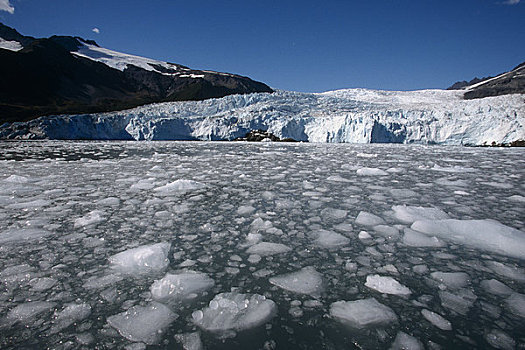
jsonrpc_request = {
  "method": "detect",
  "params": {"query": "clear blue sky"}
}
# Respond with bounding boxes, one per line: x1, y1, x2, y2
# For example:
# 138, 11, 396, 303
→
1, 0, 524, 92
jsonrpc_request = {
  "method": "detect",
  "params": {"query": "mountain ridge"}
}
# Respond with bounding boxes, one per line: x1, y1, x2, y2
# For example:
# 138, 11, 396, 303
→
0, 23, 273, 124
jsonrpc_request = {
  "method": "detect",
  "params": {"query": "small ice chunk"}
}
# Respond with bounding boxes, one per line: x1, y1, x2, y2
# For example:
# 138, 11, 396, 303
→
421, 309, 452, 330
246, 242, 292, 256
269, 267, 324, 297
108, 302, 176, 344
402, 228, 444, 247
365, 275, 411, 296
373, 225, 399, 239
355, 211, 385, 226
505, 293, 525, 318
430, 272, 470, 289
5, 301, 56, 326
153, 179, 205, 195
97, 197, 120, 206
356, 168, 388, 176
4, 175, 29, 183
411, 219, 525, 260
74, 210, 105, 228
109, 242, 170, 275
311, 229, 350, 249
509, 195, 525, 203
330, 298, 398, 329
485, 329, 516, 350
83, 274, 123, 289
50, 303, 91, 334
150, 271, 214, 302
237, 205, 255, 216
358, 231, 372, 239
390, 331, 424, 350
480, 279, 514, 296
174, 332, 204, 350
392, 205, 449, 224
192, 292, 277, 337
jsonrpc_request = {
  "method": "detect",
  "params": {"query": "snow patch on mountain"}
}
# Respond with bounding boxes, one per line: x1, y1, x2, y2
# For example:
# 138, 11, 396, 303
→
0, 37, 23, 51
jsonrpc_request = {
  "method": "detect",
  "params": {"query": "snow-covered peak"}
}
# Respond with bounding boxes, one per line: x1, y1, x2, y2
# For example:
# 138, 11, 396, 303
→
0, 37, 23, 52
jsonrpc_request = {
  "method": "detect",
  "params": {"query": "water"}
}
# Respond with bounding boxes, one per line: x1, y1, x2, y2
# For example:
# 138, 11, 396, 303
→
0, 141, 524, 349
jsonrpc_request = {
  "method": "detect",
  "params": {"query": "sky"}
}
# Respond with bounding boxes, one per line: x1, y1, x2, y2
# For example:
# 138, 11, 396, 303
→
0, 0, 524, 92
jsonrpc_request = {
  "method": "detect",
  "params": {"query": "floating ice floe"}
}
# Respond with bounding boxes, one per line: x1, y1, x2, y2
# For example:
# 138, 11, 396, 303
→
486, 261, 525, 282
355, 211, 385, 226
311, 229, 350, 249
174, 332, 204, 350
421, 309, 452, 330
430, 272, 470, 289
246, 242, 292, 256
153, 179, 205, 195
150, 271, 215, 302
236, 205, 255, 216
480, 279, 513, 296
356, 168, 388, 176
0, 228, 51, 244
3, 301, 56, 326
485, 329, 516, 350
390, 331, 424, 350
505, 293, 525, 318
402, 228, 444, 247
365, 275, 411, 295
192, 292, 277, 338
320, 207, 348, 221
74, 210, 105, 228
50, 303, 91, 334
107, 302, 177, 344
392, 205, 450, 224
330, 298, 398, 329
269, 267, 324, 297
109, 242, 171, 275
411, 219, 525, 260
439, 289, 476, 315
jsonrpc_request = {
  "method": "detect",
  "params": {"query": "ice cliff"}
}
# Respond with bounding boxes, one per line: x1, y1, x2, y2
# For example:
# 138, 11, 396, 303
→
1, 88, 523, 145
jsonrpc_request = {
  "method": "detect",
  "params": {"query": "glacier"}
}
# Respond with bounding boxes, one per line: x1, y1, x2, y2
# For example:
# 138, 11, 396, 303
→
1, 89, 523, 145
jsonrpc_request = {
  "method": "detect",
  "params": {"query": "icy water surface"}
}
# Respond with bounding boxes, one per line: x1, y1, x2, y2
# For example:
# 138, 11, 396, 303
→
0, 141, 524, 350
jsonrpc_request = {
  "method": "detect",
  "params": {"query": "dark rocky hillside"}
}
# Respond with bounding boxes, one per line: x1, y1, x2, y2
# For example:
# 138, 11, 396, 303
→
0, 24, 273, 123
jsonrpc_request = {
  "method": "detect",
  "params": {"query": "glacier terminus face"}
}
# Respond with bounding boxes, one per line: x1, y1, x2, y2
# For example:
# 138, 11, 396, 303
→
0, 141, 524, 349
1, 89, 524, 145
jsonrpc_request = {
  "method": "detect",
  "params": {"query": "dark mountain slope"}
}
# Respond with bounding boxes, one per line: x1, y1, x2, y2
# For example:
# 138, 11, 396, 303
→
0, 23, 272, 123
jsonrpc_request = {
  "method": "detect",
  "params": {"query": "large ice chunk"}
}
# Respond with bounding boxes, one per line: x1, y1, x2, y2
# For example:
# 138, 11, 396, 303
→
411, 219, 525, 260
109, 242, 170, 275
192, 292, 277, 337
269, 267, 324, 297
107, 302, 177, 344
365, 275, 411, 295
246, 242, 292, 256
311, 229, 350, 249
392, 205, 449, 224
355, 211, 385, 226
330, 298, 398, 329
153, 179, 205, 195
150, 271, 215, 302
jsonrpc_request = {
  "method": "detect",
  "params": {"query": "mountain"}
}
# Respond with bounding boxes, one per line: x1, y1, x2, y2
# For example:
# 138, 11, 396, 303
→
2, 88, 523, 146
448, 62, 525, 99
0, 23, 273, 123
